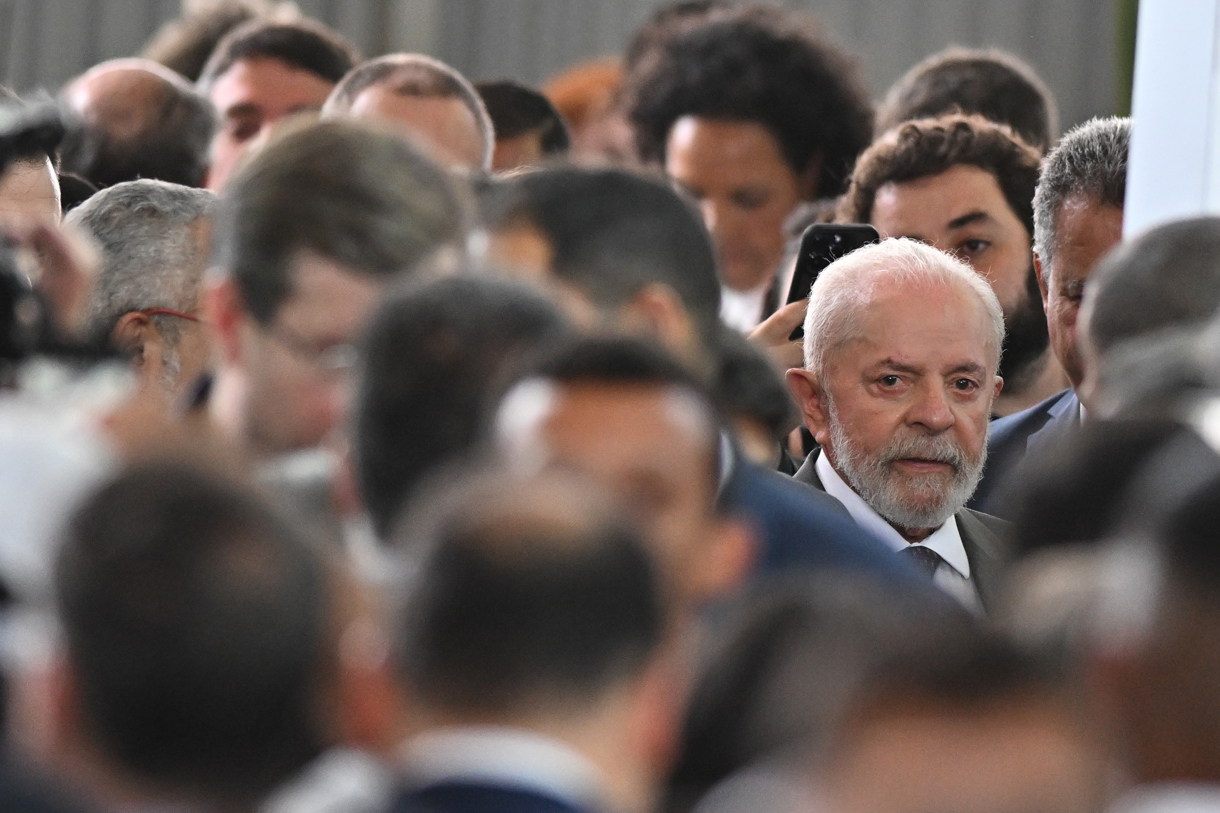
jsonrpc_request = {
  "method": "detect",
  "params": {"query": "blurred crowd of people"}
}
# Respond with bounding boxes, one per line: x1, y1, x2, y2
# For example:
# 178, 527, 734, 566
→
0, 1, 1215, 812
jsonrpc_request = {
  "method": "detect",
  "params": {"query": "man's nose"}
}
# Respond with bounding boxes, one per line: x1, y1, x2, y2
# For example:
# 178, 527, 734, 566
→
906, 379, 955, 433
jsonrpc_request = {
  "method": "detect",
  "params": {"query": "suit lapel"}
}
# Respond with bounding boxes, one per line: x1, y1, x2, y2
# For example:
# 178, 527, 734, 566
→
955, 509, 1009, 613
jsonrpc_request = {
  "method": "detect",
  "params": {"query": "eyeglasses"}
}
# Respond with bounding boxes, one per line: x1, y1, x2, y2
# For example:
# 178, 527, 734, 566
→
140, 308, 200, 323
265, 322, 358, 375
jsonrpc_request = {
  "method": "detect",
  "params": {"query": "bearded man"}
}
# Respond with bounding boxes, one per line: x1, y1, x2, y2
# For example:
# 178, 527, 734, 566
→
786, 238, 1010, 612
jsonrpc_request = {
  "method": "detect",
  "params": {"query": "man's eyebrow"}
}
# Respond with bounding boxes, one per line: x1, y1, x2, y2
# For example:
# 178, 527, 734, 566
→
875, 359, 923, 375
948, 362, 989, 377
946, 211, 991, 230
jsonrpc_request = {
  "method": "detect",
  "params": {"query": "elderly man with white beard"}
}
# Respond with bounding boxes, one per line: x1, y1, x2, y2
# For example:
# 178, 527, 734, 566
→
786, 238, 1011, 613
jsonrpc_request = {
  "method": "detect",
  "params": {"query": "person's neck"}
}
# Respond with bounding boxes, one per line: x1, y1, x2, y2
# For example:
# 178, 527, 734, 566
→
893, 524, 934, 543
993, 348, 1069, 417
406, 700, 655, 813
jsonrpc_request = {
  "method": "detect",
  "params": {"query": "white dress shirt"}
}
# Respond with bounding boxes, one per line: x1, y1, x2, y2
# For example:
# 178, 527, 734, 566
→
1110, 783, 1220, 813
720, 282, 770, 333
399, 726, 607, 811
815, 453, 982, 611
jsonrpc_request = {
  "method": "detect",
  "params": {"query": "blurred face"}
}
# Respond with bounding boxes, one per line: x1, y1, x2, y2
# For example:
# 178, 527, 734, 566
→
0, 157, 60, 223
206, 56, 335, 192
493, 131, 545, 172
789, 279, 999, 534
821, 702, 1106, 813
496, 380, 732, 606
239, 252, 383, 456
348, 86, 485, 171
666, 116, 811, 293
1039, 197, 1123, 390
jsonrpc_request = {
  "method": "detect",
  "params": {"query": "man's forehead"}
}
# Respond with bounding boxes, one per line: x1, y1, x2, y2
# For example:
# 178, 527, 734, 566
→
874, 166, 1011, 230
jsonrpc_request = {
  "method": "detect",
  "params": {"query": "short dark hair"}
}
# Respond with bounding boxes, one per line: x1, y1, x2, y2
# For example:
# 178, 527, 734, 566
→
355, 273, 570, 539
1160, 473, 1220, 598
710, 326, 797, 444
60, 62, 217, 189
475, 80, 570, 154
323, 54, 494, 170
391, 469, 665, 715
1086, 217, 1220, 359
0, 87, 60, 167
840, 113, 1042, 237
56, 463, 330, 803
142, 0, 293, 82
213, 119, 466, 324
1033, 117, 1130, 269
627, 7, 873, 196
483, 167, 721, 339
876, 47, 1058, 153
624, 0, 728, 73
197, 18, 360, 93
503, 335, 721, 492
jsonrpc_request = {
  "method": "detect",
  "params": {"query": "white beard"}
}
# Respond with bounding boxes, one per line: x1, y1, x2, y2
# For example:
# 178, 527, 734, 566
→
826, 402, 987, 531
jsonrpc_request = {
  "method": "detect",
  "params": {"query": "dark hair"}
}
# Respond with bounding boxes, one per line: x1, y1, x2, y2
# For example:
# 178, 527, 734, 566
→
505, 335, 721, 493
710, 326, 797, 444
1160, 473, 1220, 596
483, 167, 721, 339
627, 7, 873, 196
475, 80, 570, 154
356, 273, 570, 539
391, 470, 665, 715
213, 119, 466, 324
0, 86, 59, 166
56, 463, 330, 803
876, 47, 1058, 153
142, 0, 289, 82
197, 18, 360, 93
1087, 217, 1220, 358
623, 0, 728, 73
668, 574, 969, 813
60, 64, 217, 189
840, 113, 1042, 237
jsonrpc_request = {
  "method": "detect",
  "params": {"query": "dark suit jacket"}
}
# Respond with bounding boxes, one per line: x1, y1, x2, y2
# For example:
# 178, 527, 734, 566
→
388, 780, 590, 813
792, 453, 1009, 612
970, 388, 1081, 517
721, 457, 922, 584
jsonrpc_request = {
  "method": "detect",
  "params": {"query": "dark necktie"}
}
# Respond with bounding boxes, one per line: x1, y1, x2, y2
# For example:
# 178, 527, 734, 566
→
901, 544, 943, 578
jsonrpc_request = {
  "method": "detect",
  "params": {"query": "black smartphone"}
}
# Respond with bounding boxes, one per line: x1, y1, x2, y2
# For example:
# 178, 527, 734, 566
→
787, 223, 880, 340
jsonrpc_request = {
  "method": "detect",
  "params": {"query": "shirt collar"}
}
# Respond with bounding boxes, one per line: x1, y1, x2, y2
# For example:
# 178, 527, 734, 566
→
398, 726, 606, 811
814, 452, 971, 579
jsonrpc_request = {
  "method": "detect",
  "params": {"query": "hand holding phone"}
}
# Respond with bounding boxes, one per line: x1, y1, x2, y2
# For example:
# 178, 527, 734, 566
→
787, 223, 880, 340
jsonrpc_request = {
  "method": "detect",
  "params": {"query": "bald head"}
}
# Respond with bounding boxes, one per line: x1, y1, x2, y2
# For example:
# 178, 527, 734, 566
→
62, 58, 216, 188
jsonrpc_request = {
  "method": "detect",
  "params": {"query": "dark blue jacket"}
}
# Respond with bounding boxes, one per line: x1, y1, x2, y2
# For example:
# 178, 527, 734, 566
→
721, 458, 919, 583
970, 388, 1081, 516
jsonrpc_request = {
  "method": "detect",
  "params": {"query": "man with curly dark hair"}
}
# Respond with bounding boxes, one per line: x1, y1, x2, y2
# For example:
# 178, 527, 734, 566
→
838, 114, 1066, 418
626, 6, 873, 332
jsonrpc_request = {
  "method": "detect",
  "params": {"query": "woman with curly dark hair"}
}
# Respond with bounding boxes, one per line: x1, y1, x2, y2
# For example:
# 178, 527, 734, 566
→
626, 6, 873, 331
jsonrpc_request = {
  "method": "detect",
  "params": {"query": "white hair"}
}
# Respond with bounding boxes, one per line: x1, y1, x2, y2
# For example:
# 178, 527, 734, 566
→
802, 237, 1005, 377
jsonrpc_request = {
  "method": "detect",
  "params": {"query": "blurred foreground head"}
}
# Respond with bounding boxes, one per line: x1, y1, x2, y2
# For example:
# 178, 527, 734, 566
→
55, 462, 333, 810
388, 468, 679, 813
208, 120, 465, 457
324, 54, 493, 173
817, 629, 1108, 813
355, 272, 570, 540
876, 46, 1058, 153
493, 336, 752, 611
481, 166, 721, 371
61, 58, 217, 189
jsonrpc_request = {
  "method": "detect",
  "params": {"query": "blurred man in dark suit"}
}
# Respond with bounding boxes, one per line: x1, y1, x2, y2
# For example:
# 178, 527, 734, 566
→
385, 469, 681, 813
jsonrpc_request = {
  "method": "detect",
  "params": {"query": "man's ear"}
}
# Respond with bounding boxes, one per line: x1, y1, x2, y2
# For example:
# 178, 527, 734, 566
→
204, 272, 246, 365
786, 367, 831, 445
621, 284, 700, 364
1034, 252, 1050, 311
109, 311, 153, 366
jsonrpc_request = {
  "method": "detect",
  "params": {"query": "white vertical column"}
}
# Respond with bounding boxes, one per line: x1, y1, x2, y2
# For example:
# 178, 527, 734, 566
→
1124, 0, 1220, 237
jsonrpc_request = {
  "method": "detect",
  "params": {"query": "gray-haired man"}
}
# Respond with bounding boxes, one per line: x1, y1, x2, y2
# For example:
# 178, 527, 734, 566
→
70, 179, 215, 402
971, 117, 1130, 513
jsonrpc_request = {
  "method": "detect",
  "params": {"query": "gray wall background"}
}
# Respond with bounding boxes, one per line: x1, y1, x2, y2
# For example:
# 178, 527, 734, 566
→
0, 0, 1119, 133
